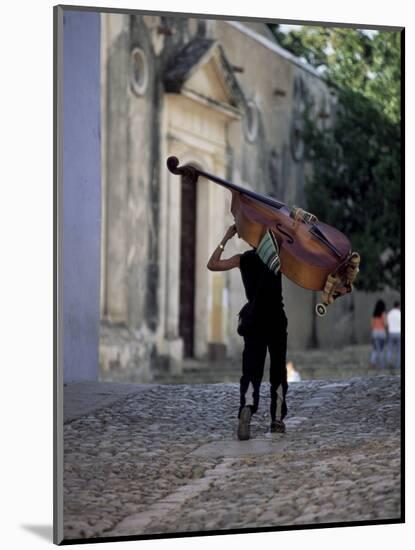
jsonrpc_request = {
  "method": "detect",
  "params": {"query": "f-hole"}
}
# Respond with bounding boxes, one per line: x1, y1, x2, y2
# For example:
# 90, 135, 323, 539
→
179, 171, 197, 357
275, 223, 294, 244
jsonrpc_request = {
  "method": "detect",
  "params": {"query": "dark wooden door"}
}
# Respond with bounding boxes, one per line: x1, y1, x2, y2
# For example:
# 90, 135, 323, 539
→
179, 174, 197, 357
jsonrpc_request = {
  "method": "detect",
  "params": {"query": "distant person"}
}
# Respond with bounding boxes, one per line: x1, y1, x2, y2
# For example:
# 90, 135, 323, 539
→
387, 301, 401, 369
286, 361, 301, 382
370, 299, 387, 369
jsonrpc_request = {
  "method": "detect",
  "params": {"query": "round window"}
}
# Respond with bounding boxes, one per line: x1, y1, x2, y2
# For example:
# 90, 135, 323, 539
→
130, 47, 149, 97
244, 100, 259, 143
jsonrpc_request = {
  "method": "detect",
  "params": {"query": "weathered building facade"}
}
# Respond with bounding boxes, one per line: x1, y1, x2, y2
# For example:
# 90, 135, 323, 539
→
98, 13, 398, 381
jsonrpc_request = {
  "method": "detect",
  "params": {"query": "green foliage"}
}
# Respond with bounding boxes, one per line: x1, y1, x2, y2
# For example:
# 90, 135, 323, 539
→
303, 91, 401, 291
269, 25, 401, 291
269, 25, 401, 122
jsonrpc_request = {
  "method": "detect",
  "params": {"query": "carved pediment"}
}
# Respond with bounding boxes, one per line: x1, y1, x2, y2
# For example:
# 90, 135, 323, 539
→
185, 57, 229, 104
164, 38, 245, 119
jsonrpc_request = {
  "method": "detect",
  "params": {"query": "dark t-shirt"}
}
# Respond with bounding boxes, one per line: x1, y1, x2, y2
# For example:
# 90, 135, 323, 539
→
239, 249, 286, 325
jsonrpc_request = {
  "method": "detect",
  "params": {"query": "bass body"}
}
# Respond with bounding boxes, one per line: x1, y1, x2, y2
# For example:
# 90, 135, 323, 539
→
231, 191, 351, 291
167, 156, 360, 315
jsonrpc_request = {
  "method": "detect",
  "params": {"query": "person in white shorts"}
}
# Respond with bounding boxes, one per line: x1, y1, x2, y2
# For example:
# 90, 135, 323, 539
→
387, 301, 401, 369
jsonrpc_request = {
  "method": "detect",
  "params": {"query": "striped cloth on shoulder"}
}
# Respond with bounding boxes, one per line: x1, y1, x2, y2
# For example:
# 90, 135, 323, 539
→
256, 229, 281, 275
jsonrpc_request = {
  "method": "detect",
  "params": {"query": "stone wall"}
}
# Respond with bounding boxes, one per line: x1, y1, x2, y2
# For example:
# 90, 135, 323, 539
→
100, 14, 164, 380
99, 13, 400, 379
210, 21, 336, 355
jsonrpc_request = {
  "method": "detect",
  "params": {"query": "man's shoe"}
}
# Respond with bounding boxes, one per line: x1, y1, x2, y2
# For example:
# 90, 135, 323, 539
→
270, 420, 286, 433
237, 406, 252, 440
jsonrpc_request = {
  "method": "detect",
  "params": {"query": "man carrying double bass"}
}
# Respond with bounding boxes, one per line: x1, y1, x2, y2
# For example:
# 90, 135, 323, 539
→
207, 224, 288, 441
168, 155, 359, 440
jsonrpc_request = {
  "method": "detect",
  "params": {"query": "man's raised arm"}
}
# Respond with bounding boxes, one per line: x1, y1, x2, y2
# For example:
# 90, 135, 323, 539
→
207, 224, 241, 271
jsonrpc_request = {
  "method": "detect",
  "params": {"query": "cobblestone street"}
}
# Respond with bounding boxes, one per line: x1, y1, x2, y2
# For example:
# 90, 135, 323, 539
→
63, 373, 401, 542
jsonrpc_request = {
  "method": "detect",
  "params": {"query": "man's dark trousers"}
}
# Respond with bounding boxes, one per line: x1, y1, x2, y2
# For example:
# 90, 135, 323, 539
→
238, 318, 288, 422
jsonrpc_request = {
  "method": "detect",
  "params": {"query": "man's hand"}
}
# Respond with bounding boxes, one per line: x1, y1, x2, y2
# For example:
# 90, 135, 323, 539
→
223, 224, 237, 242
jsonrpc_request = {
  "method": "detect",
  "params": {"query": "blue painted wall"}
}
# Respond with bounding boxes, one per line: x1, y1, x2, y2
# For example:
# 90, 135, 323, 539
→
63, 11, 101, 382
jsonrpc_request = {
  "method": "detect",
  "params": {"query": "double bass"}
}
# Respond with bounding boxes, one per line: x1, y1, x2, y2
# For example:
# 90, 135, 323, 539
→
167, 156, 360, 316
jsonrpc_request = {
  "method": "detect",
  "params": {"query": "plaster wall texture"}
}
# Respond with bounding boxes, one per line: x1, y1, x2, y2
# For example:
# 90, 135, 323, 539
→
99, 14, 156, 381
102, 14, 129, 323
63, 11, 101, 382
